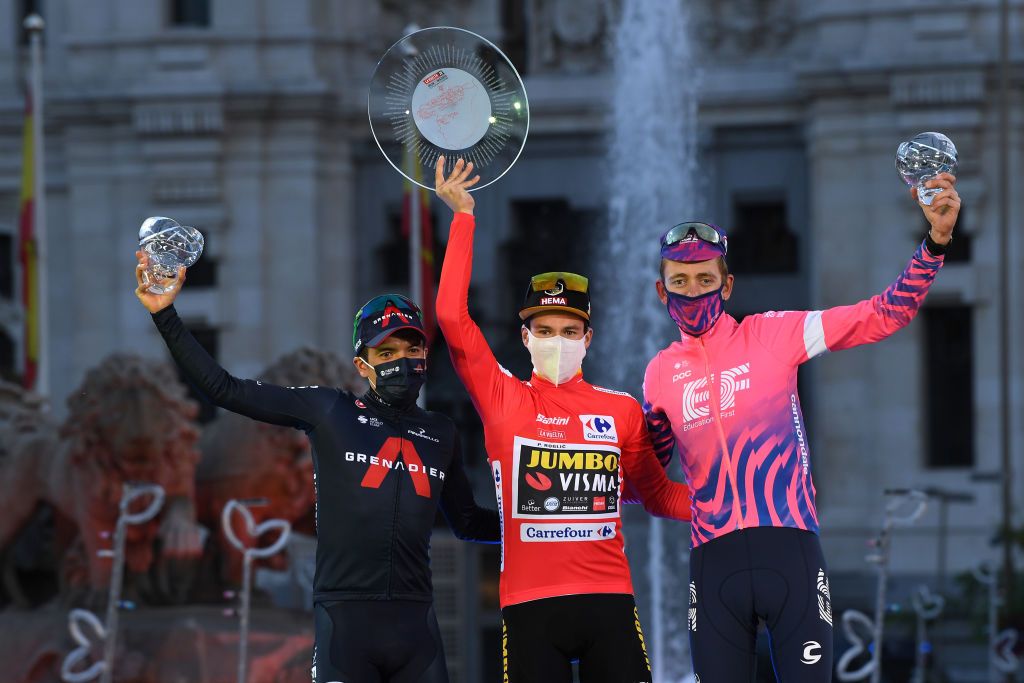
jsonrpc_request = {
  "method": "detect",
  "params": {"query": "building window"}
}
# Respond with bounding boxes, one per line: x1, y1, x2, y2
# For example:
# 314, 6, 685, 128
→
500, 0, 528, 76
185, 233, 217, 287
170, 0, 210, 27
0, 329, 16, 383
923, 306, 974, 467
0, 234, 12, 299
729, 197, 798, 274
179, 324, 218, 422
376, 204, 440, 288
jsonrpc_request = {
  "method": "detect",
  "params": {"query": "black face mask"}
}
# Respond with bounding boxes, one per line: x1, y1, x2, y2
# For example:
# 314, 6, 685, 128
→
366, 357, 426, 408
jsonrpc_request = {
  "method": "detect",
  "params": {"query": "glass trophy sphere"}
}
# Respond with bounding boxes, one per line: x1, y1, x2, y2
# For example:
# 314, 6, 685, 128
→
895, 132, 958, 206
368, 26, 529, 191
138, 216, 205, 294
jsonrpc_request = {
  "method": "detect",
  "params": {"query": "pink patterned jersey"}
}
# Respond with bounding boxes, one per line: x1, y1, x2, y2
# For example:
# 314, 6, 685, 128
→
643, 241, 945, 547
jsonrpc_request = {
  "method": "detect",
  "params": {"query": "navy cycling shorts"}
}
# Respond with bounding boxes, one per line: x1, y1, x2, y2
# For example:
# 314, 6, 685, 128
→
689, 526, 834, 682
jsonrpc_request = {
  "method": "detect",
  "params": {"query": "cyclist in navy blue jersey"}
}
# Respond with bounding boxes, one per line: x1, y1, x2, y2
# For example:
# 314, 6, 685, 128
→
136, 250, 499, 683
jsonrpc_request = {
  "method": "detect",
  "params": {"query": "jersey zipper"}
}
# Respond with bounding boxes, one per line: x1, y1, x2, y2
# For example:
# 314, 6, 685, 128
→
386, 418, 405, 599
697, 336, 745, 531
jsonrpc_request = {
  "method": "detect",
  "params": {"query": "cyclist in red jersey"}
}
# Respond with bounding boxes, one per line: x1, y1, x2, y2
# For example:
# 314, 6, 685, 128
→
435, 157, 692, 683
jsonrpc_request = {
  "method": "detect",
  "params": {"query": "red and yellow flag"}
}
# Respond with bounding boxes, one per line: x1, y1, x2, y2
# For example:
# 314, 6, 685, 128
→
402, 150, 437, 344
18, 92, 38, 389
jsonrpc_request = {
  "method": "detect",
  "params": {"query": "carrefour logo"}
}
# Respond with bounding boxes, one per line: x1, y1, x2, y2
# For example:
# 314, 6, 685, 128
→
520, 523, 617, 542
580, 414, 618, 442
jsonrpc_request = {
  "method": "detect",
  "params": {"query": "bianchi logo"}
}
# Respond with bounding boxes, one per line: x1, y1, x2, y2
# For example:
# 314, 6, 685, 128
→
681, 363, 751, 424
689, 581, 697, 632
357, 414, 383, 428
408, 427, 440, 443
802, 641, 822, 665
817, 569, 833, 626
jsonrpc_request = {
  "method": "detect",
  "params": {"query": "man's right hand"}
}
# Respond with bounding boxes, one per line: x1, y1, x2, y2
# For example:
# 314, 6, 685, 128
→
435, 156, 480, 215
135, 250, 185, 314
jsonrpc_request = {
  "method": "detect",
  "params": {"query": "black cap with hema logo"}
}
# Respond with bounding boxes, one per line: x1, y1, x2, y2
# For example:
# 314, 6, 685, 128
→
519, 272, 591, 322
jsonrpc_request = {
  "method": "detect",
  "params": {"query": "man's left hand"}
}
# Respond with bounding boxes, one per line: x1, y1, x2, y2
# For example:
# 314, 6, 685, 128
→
913, 172, 960, 245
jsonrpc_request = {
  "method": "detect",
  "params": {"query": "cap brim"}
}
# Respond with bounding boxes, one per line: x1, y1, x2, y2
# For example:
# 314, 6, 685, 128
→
366, 325, 426, 348
661, 241, 725, 263
518, 305, 590, 322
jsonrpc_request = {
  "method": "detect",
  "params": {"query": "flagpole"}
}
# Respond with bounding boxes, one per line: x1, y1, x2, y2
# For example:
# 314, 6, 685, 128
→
410, 165, 425, 407
25, 14, 48, 397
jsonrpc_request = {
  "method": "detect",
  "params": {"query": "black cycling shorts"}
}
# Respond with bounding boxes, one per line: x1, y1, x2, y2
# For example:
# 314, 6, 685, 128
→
689, 526, 834, 682
312, 600, 449, 683
501, 593, 652, 683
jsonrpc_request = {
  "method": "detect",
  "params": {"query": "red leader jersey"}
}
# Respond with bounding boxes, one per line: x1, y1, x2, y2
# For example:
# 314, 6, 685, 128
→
437, 212, 691, 607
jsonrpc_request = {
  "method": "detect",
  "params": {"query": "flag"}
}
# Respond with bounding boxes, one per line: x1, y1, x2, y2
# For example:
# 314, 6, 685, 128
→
18, 91, 38, 389
402, 149, 437, 344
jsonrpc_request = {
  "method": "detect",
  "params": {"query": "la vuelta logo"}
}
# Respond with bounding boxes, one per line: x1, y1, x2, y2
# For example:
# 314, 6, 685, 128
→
359, 437, 440, 498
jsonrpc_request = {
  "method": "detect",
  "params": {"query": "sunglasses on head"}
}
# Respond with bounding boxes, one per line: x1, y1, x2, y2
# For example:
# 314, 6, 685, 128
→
661, 222, 728, 255
528, 272, 589, 295
352, 294, 422, 344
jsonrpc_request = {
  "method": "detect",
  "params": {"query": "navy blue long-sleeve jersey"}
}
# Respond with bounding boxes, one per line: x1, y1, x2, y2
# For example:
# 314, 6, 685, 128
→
152, 305, 499, 603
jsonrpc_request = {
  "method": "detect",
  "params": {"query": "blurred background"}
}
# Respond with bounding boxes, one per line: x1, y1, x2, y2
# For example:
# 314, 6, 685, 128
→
0, 0, 1020, 681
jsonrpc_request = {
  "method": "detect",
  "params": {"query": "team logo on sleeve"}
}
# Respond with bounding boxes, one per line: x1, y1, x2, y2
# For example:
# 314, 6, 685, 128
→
512, 436, 621, 520
579, 415, 618, 442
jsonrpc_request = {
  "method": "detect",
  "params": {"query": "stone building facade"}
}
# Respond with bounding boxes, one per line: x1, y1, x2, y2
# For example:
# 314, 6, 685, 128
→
0, 0, 1019, 679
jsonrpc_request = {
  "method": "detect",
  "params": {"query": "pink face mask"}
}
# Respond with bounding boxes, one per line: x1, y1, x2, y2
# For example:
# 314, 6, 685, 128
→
665, 286, 725, 337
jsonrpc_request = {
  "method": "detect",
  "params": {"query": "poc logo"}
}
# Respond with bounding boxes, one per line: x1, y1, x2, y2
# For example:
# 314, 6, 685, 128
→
580, 414, 617, 442
672, 370, 693, 383
801, 641, 822, 665
681, 363, 751, 423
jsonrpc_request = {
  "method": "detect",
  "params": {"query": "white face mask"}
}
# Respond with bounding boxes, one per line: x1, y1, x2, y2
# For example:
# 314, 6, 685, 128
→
525, 330, 587, 386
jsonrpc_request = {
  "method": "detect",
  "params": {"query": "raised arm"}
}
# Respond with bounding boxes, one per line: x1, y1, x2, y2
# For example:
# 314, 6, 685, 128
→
439, 430, 500, 543
435, 157, 523, 423
137, 252, 336, 430
747, 173, 961, 365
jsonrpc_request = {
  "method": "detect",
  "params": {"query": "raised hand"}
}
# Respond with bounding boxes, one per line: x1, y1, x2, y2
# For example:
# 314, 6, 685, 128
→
435, 156, 480, 216
135, 250, 185, 314
912, 172, 960, 244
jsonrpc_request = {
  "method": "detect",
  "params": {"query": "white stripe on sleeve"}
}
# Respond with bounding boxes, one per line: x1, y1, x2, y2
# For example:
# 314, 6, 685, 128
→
803, 310, 829, 359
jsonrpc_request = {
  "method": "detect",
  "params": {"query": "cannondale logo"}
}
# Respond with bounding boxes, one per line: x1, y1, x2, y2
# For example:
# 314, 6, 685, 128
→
802, 641, 822, 665
681, 363, 751, 423
817, 569, 833, 626
688, 581, 697, 632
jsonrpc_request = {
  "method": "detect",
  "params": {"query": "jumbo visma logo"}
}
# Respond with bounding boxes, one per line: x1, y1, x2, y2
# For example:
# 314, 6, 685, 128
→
512, 437, 622, 520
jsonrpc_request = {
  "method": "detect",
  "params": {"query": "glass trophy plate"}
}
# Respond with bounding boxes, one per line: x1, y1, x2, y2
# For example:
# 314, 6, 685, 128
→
368, 26, 529, 191
895, 132, 958, 206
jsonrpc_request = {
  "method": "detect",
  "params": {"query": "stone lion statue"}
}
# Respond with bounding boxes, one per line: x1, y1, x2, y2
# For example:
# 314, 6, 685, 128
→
0, 353, 203, 605
197, 346, 362, 585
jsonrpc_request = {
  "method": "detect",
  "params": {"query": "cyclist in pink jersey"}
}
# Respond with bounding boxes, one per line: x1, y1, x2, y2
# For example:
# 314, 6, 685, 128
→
643, 174, 961, 680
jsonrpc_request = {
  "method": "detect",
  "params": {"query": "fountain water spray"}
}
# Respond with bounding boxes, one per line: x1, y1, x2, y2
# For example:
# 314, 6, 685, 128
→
600, 1, 700, 680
